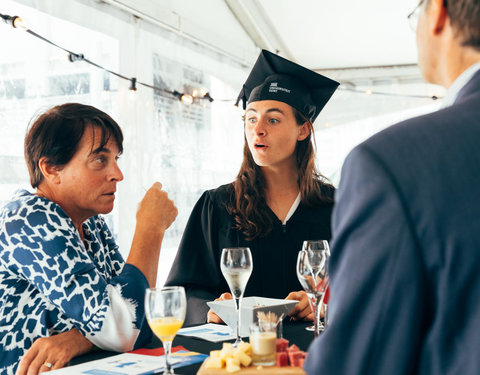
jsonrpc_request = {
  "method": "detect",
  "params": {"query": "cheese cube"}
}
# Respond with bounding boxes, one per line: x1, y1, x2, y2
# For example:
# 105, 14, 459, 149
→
238, 341, 252, 355
233, 348, 252, 367
209, 350, 222, 359
220, 343, 234, 360
226, 358, 241, 373
205, 357, 223, 369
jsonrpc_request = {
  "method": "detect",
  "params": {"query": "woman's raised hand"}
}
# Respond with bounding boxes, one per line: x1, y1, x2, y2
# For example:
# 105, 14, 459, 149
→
137, 182, 178, 234
128, 182, 178, 286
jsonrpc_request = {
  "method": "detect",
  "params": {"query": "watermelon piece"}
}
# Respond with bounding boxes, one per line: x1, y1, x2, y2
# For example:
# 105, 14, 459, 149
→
288, 350, 306, 367
323, 286, 330, 304
287, 344, 300, 353
276, 338, 289, 353
276, 351, 289, 367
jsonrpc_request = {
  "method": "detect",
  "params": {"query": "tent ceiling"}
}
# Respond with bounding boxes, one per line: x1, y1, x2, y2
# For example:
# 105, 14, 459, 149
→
100, 0, 420, 70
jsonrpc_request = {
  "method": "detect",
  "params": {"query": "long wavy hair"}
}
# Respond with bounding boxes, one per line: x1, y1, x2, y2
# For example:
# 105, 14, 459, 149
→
226, 106, 334, 240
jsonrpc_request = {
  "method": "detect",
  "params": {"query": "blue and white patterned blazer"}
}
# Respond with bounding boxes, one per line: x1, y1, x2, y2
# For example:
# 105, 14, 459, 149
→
0, 190, 150, 374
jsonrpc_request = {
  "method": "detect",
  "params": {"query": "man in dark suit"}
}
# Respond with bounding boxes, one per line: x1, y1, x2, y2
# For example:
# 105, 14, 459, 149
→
305, 0, 480, 373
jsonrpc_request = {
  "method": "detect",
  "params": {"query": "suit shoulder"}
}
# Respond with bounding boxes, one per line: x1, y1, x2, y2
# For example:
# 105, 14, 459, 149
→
367, 100, 479, 148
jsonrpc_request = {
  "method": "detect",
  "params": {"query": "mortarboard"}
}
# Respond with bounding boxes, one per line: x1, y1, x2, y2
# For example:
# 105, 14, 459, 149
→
236, 49, 339, 123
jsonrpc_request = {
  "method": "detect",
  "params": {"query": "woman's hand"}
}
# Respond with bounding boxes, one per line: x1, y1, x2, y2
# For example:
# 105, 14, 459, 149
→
16, 328, 93, 375
136, 182, 178, 235
285, 291, 314, 321
207, 292, 233, 323
129, 182, 178, 286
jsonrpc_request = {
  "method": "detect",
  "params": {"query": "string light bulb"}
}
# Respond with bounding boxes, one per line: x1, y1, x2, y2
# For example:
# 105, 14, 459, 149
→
0, 13, 25, 29
180, 94, 193, 105
365, 89, 373, 95
203, 92, 214, 102
172, 90, 193, 104
128, 78, 137, 100
68, 53, 84, 62
129, 78, 137, 92
12, 16, 26, 29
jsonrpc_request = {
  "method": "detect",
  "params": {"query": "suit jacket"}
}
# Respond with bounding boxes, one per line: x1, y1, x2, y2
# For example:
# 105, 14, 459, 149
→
305, 70, 480, 374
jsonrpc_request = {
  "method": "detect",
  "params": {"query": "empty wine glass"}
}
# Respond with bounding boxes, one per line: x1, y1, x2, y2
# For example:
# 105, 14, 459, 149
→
296, 240, 330, 337
145, 286, 186, 374
220, 247, 253, 347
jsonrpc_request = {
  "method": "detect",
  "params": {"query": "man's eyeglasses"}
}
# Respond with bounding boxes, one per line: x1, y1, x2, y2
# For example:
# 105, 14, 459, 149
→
407, 0, 448, 32
407, 0, 425, 32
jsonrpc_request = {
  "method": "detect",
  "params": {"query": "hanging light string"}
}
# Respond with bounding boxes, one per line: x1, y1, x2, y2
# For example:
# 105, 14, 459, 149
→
1, 12, 441, 103
0, 12, 217, 103
338, 86, 439, 100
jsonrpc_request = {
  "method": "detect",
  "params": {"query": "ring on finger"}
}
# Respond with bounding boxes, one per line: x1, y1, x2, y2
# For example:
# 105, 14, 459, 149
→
43, 362, 53, 368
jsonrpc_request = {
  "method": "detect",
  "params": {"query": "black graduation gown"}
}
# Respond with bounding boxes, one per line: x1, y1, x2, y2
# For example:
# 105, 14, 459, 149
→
165, 183, 334, 325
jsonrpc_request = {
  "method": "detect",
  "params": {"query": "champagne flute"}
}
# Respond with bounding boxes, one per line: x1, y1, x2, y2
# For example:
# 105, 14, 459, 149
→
296, 240, 330, 337
220, 247, 253, 347
145, 286, 186, 375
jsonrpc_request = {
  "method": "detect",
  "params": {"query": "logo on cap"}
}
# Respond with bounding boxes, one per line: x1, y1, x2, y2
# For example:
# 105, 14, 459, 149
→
269, 82, 291, 94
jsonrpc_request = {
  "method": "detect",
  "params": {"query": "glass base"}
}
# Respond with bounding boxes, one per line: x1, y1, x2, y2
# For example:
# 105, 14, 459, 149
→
306, 323, 325, 333
232, 337, 243, 348
252, 359, 276, 366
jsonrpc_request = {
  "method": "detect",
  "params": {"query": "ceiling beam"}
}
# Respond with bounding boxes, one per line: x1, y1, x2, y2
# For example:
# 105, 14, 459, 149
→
98, 0, 250, 67
224, 0, 294, 61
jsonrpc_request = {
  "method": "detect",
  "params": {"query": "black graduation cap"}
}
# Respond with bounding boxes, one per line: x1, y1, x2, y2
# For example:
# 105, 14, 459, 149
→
236, 50, 339, 123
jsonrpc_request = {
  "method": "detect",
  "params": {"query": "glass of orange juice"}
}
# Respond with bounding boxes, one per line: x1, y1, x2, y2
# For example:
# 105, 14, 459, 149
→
145, 286, 186, 374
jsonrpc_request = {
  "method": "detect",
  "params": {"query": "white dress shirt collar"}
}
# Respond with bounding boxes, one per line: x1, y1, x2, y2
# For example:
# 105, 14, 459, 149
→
441, 61, 480, 108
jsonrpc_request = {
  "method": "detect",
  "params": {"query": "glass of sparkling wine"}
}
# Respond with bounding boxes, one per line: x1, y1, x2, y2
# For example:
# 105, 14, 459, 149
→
145, 286, 186, 375
296, 240, 330, 337
220, 247, 253, 347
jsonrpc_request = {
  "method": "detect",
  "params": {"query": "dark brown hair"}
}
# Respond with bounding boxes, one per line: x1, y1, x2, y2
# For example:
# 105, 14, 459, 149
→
227, 106, 334, 240
24, 103, 123, 188
428, 0, 480, 49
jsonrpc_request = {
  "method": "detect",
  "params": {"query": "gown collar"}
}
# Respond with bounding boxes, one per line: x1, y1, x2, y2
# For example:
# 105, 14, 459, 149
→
282, 192, 301, 225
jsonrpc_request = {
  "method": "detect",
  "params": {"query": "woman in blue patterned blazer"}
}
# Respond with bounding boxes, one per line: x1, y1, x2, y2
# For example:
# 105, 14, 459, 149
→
0, 103, 178, 374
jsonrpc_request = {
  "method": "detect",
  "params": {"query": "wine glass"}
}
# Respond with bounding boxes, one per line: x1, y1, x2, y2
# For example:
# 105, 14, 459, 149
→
296, 240, 330, 337
220, 247, 253, 347
145, 286, 186, 374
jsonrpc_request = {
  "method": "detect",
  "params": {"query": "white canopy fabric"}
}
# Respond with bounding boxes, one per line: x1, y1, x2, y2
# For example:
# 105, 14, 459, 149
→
98, 0, 420, 69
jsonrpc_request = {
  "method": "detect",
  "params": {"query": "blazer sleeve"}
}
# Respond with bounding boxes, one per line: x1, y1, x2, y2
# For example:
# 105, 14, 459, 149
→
304, 145, 429, 375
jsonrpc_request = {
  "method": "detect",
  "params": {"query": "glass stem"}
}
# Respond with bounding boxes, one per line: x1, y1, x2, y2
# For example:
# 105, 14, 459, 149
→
314, 294, 323, 337
234, 296, 242, 345
323, 303, 328, 330
164, 340, 174, 374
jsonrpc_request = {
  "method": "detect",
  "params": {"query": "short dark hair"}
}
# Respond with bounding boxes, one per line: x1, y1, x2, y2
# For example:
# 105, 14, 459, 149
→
435, 0, 480, 49
24, 103, 124, 188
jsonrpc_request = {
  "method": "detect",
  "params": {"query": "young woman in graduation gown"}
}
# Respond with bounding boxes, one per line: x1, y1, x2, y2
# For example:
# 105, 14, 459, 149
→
165, 50, 339, 325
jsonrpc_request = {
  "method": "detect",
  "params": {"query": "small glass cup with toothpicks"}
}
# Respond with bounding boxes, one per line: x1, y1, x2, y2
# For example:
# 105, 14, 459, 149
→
249, 312, 282, 366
